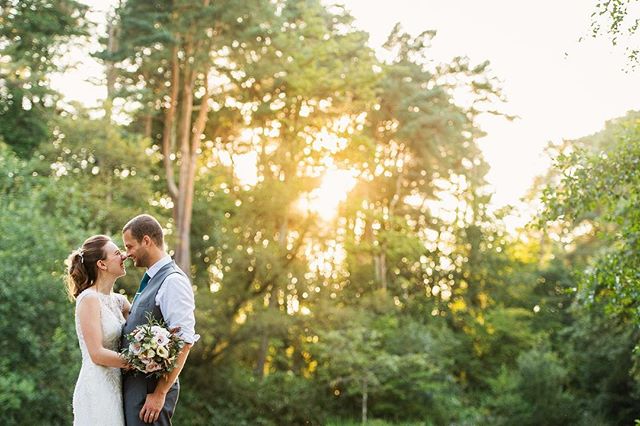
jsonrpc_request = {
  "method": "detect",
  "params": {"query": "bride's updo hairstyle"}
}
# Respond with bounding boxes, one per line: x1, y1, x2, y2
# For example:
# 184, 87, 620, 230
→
65, 235, 111, 299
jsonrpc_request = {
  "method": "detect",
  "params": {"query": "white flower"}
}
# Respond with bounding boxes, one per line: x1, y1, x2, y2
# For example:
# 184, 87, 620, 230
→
151, 325, 170, 338
146, 349, 156, 358
156, 345, 169, 359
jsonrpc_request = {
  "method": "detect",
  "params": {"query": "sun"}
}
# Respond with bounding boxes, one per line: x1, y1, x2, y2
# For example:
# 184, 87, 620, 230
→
303, 168, 358, 220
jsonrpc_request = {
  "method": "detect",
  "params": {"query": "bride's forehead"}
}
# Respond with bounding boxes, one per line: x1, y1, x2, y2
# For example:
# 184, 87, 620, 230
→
104, 241, 119, 253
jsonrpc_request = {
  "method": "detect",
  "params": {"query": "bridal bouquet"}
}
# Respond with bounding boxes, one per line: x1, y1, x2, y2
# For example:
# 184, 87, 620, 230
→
121, 314, 185, 377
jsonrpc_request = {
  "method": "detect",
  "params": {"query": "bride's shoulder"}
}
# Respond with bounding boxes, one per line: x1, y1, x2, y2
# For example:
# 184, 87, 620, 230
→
76, 289, 100, 305
113, 292, 130, 307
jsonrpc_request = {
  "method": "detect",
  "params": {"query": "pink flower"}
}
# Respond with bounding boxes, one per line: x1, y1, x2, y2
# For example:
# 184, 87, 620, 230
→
153, 334, 169, 347
133, 329, 146, 342
129, 342, 142, 355
145, 361, 162, 373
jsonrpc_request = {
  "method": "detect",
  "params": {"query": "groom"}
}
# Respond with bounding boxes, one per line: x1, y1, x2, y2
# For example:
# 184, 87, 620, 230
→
121, 214, 198, 425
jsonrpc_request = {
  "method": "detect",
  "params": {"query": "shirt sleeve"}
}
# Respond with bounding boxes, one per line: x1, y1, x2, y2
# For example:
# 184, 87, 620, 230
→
155, 273, 200, 344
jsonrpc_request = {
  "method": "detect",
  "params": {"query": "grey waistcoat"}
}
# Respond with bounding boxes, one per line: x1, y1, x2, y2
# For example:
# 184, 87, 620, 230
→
121, 260, 188, 426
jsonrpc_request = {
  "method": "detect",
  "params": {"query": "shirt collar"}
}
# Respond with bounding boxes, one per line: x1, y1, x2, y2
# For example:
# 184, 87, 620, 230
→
146, 255, 172, 278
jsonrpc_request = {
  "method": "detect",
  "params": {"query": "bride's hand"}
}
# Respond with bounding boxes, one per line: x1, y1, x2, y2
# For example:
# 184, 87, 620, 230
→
119, 354, 134, 371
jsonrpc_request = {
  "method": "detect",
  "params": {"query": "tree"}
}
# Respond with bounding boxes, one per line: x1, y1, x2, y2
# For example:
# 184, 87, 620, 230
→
315, 297, 459, 425
0, 0, 89, 157
174, 0, 378, 378
562, 304, 640, 423
589, 0, 640, 67
340, 24, 503, 307
109, 0, 279, 273
484, 348, 578, 425
541, 112, 640, 323
0, 142, 87, 424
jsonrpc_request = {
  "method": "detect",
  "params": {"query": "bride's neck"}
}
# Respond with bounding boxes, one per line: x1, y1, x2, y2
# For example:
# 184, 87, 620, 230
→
93, 277, 116, 295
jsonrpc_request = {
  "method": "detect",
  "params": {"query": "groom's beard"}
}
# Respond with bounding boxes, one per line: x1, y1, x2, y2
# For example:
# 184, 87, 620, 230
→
134, 251, 150, 268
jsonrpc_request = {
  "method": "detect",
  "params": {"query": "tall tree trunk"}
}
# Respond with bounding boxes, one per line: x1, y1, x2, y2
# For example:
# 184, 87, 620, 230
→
362, 207, 380, 288
161, 0, 213, 274
162, 45, 180, 207
178, 73, 211, 273
255, 213, 288, 379
104, 18, 119, 122
174, 40, 195, 273
254, 287, 278, 378
105, 174, 113, 235
143, 114, 152, 139
375, 251, 388, 291
361, 378, 368, 425
376, 148, 405, 292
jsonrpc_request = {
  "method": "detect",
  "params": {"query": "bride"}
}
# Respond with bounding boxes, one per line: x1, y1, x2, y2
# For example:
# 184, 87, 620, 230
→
66, 235, 131, 426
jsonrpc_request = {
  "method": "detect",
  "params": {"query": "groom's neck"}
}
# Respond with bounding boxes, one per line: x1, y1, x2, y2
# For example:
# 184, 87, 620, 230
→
146, 248, 166, 269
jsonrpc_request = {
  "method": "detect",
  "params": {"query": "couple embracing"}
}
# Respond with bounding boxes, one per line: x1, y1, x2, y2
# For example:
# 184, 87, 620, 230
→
66, 214, 199, 425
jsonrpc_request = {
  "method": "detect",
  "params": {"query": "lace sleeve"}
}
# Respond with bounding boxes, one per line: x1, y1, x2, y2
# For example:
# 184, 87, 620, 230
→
115, 293, 129, 311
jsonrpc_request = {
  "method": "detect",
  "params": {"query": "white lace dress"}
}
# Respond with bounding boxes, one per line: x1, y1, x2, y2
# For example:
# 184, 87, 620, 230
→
72, 290, 127, 426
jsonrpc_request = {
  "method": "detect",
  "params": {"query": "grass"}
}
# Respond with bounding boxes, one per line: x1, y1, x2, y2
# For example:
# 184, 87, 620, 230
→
326, 419, 426, 426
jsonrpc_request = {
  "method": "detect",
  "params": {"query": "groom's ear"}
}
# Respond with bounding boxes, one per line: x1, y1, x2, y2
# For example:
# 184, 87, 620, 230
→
142, 235, 152, 247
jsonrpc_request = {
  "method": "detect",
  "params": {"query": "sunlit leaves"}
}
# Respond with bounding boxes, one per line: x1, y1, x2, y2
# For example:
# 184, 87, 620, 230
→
542, 112, 640, 322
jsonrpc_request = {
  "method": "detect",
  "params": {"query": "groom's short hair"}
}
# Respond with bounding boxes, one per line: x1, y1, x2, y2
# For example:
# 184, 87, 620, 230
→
123, 214, 164, 247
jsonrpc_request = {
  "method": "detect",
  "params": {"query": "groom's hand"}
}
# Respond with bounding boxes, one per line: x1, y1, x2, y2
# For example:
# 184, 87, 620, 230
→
140, 391, 166, 423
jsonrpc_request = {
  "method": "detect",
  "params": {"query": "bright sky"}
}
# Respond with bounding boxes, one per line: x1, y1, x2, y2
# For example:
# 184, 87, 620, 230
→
340, 0, 639, 210
55, 0, 640, 215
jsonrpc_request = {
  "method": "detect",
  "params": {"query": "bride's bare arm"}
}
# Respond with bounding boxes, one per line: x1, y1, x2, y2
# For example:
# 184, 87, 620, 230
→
77, 294, 128, 369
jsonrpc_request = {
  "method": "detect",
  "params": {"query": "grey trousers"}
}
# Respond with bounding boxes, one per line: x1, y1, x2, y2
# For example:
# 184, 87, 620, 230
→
123, 373, 180, 426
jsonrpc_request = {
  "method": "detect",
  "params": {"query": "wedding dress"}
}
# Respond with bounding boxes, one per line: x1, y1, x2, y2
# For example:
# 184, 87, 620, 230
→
72, 290, 127, 426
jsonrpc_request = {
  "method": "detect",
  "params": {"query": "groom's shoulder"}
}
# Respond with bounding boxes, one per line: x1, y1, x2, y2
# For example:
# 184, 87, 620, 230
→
157, 263, 191, 289
159, 269, 194, 301
169, 261, 190, 279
